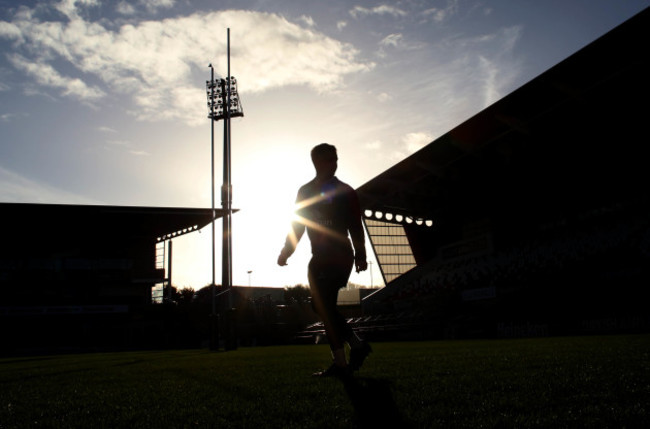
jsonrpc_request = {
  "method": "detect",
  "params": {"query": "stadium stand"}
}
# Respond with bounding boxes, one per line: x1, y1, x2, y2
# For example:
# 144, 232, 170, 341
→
351, 7, 650, 339
0, 203, 221, 354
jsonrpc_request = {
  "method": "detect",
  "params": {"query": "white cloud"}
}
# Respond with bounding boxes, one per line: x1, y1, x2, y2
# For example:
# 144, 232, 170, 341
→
336, 20, 347, 31
402, 132, 433, 154
421, 0, 458, 23
116, 0, 174, 15
0, 6, 372, 126
299, 15, 315, 27
141, 0, 175, 13
1, 113, 20, 122
471, 26, 523, 106
375, 32, 424, 60
396, 24, 523, 133
103, 138, 150, 156
478, 56, 499, 105
378, 32, 424, 54
350, 5, 407, 19
55, 0, 100, 20
116, 1, 136, 15
0, 20, 24, 41
379, 33, 403, 47
8, 54, 105, 101
384, 132, 433, 163
98, 125, 118, 133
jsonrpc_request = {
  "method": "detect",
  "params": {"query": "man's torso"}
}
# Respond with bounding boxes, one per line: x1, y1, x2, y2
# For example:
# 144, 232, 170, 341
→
297, 177, 355, 256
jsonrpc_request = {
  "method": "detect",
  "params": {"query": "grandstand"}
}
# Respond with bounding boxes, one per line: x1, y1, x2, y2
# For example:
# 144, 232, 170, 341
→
0, 203, 222, 354
350, 7, 650, 339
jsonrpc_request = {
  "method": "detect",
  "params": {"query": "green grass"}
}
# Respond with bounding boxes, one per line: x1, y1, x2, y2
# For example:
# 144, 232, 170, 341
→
1, 335, 649, 428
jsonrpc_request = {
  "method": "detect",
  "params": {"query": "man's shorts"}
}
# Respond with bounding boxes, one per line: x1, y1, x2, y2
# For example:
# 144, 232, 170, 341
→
308, 250, 354, 292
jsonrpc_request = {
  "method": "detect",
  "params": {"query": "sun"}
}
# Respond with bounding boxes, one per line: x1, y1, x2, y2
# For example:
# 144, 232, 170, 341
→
237, 146, 312, 226
225, 145, 316, 284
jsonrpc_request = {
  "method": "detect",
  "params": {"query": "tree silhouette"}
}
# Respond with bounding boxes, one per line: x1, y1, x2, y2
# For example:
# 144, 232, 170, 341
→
284, 284, 311, 304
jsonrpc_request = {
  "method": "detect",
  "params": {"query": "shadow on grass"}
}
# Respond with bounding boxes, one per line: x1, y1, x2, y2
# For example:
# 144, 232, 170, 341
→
341, 376, 411, 428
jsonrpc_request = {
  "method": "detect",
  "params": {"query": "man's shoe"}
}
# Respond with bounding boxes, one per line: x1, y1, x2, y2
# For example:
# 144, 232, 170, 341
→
349, 341, 372, 371
312, 364, 351, 378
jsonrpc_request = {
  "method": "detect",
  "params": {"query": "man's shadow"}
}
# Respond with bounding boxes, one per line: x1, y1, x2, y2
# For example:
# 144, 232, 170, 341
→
341, 376, 411, 428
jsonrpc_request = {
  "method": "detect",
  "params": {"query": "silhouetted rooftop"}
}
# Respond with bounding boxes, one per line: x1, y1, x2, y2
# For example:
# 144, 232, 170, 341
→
358, 6, 650, 225
0, 203, 230, 247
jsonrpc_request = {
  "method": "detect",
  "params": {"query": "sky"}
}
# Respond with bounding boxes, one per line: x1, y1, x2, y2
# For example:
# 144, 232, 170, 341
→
1, 0, 648, 290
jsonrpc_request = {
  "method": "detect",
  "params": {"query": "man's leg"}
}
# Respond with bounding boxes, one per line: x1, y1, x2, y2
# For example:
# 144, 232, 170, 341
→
309, 257, 353, 375
316, 284, 371, 372
309, 262, 346, 351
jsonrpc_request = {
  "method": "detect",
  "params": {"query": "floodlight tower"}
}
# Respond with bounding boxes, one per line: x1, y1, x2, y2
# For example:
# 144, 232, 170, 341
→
206, 28, 243, 350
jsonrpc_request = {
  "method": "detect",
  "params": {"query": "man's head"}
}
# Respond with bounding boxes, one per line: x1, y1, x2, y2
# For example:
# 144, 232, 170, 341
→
311, 143, 338, 180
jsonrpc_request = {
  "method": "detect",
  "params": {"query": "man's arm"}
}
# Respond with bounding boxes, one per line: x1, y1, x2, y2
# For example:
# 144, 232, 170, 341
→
278, 189, 306, 266
278, 219, 305, 266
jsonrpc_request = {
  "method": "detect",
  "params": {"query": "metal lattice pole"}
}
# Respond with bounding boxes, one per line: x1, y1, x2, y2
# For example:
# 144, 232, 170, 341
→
206, 28, 243, 351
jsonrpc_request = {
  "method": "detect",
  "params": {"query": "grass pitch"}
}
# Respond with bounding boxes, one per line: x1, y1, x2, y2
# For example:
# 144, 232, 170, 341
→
1, 335, 649, 428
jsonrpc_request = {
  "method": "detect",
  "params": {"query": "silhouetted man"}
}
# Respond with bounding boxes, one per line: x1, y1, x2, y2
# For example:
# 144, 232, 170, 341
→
278, 143, 372, 377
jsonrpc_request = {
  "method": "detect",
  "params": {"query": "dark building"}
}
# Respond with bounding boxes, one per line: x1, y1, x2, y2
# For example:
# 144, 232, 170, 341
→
356, 7, 650, 338
0, 203, 220, 354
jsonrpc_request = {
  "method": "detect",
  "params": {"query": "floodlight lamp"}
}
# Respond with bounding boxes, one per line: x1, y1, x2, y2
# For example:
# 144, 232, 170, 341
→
364, 210, 373, 218
206, 75, 244, 120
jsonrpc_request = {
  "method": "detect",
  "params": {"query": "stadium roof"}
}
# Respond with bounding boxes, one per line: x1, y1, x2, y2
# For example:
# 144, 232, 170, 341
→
357, 7, 650, 285
0, 203, 229, 243
357, 6, 650, 226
